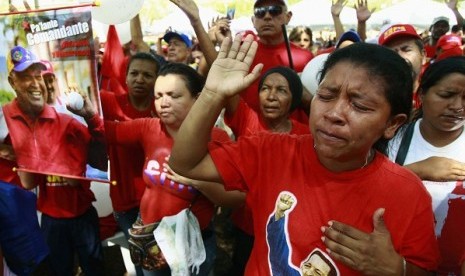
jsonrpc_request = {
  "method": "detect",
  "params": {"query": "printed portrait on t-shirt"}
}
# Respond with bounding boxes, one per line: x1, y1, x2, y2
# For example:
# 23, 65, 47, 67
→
266, 191, 340, 276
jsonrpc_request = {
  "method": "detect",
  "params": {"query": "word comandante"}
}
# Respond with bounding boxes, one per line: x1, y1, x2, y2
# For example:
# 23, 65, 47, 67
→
27, 22, 90, 46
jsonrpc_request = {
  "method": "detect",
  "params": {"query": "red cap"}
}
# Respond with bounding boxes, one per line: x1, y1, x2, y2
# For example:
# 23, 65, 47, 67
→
40, 60, 54, 76
437, 34, 462, 50
378, 24, 421, 46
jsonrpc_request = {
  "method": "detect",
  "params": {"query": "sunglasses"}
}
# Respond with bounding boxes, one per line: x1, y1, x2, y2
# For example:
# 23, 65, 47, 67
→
254, 5, 284, 19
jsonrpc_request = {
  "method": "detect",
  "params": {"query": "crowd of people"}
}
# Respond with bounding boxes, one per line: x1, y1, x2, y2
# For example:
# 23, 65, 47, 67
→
1, 0, 465, 275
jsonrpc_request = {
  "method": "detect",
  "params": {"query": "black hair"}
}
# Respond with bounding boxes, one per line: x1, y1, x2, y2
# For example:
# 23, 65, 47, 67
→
158, 63, 205, 97
319, 43, 413, 154
306, 250, 338, 276
258, 66, 303, 112
451, 24, 461, 33
413, 56, 465, 120
126, 52, 161, 77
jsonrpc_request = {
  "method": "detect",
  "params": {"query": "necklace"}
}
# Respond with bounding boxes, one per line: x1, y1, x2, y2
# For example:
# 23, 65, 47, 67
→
361, 149, 374, 169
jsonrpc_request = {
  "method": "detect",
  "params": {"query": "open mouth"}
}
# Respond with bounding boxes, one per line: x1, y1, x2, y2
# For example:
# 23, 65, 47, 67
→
29, 91, 43, 100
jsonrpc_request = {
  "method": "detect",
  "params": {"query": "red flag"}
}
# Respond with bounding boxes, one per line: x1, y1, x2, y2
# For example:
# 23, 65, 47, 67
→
100, 25, 128, 95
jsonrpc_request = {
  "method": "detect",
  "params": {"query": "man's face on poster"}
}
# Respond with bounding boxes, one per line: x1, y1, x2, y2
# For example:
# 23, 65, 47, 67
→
42, 73, 60, 105
301, 254, 331, 276
8, 64, 47, 118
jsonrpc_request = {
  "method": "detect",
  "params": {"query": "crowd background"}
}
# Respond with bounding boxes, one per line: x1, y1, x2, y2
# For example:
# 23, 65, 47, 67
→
1, 0, 465, 275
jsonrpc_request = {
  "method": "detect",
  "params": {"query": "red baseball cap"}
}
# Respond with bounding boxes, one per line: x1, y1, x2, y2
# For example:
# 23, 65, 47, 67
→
378, 24, 421, 46
436, 34, 463, 61
40, 60, 55, 76
437, 34, 462, 50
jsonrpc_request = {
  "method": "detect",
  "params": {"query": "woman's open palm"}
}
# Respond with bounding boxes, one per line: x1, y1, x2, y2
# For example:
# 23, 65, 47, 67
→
204, 34, 263, 99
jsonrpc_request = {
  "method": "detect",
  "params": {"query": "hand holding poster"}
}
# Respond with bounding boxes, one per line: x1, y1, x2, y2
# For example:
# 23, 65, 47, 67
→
0, 5, 109, 184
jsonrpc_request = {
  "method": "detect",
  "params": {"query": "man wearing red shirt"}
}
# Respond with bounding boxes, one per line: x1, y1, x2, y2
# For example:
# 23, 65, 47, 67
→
3, 45, 105, 275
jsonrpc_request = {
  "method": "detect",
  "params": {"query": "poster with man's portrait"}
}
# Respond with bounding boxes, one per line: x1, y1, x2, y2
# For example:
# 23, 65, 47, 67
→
0, 5, 109, 183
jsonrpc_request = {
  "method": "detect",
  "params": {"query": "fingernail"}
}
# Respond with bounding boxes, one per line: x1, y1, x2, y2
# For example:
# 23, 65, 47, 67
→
321, 226, 326, 233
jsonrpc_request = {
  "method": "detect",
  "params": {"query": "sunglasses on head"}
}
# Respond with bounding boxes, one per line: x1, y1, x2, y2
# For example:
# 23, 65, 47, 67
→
254, 5, 284, 19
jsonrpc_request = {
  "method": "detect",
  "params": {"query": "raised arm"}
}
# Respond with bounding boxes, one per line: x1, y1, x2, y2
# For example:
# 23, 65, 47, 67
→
331, 0, 346, 40
169, 35, 263, 180
130, 14, 151, 53
355, 0, 374, 41
446, 0, 464, 31
170, 0, 218, 68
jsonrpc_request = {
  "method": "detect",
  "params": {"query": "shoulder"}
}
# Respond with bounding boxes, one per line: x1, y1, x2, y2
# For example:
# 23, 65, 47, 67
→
377, 155, 428, 195
290, 120, 310, 135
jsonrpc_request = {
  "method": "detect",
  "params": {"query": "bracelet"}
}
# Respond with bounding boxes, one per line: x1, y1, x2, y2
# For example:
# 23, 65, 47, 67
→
402, 257, 407, 276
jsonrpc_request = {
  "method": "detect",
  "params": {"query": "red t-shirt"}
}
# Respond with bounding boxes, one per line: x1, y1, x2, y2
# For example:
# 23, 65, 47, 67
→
105, 118, 230, 229
225, 99, 310, 138
101, 90, 155, 212
424, 43, 436, 59
209, 133, 439, 275
242, 41, 313, 124
37, 175, 96, 218
436, 181, 465, 275
225, 100, 309, 235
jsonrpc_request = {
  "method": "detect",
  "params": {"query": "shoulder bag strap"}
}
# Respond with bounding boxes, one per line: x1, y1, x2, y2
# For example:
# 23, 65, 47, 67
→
395, 122, 415, 166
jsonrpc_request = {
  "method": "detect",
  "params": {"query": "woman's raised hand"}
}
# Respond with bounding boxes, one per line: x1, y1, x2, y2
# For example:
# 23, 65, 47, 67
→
203, 34, 263, 99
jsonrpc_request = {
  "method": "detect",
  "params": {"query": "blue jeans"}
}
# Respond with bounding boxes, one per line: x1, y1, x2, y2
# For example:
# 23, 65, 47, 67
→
142, 230, 216, 276
41, 206, 103, 276
113, 207, 143, 276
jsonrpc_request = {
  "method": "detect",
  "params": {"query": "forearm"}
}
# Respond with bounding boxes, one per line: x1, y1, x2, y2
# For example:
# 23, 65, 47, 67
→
130, 14, 150, 53
170, 88, 225, 175
104, 120, 142, 146
332, 15, 344, 40
190, 180, 245, 208
86, 113, 105, 139
357, 21, 367, 41
191, 18, 218, 67
19, 171, 39, 190
453, 9, 464, 30
404, 162, 427, 179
